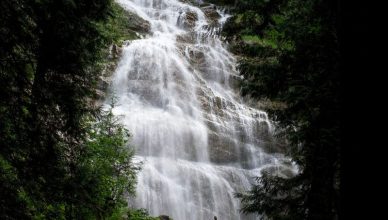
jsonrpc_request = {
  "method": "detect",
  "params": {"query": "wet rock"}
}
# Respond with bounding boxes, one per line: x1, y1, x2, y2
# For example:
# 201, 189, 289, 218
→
215, 96, 223, 110
127, 11, 150, 33
176, 33, 195, 44
229, 74, 242, 89
208, 131, 240, 163
110, 44, 122, 59
179, 11, 198, 29
198, 95, 211, 112
192, 49, 205, 60
203, 6, 221, 24
159, 215, 171, 220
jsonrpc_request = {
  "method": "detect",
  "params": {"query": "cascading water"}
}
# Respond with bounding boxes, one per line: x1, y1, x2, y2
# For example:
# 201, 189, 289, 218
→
106, 0, 295, 219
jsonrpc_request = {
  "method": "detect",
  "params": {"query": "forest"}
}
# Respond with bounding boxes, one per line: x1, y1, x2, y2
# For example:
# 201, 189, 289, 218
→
1, 0, 341, 219
214, 0, 341, 219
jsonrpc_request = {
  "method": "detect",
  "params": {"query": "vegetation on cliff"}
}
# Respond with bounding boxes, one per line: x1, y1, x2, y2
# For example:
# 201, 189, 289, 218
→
0, 0, 154, 219
208, 0, 340, 219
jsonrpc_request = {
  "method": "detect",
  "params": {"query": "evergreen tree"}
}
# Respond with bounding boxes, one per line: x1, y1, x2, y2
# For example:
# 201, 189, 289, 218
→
0, 1, 146, 219
211, 0, 341, 219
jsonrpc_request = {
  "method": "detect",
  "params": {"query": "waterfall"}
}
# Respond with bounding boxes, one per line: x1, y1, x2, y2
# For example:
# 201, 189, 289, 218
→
106, 0, 294, 219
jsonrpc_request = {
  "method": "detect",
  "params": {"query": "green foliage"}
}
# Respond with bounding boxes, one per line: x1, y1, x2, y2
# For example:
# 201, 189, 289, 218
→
0, 155, 30, 219
242, 35, 278, 49
61, 105, 141, 219
221, 0, 340, 219
127, 209, 160, 220
0, 0, 147, 219
236, 172, 307, 220
98, 3, 139, 45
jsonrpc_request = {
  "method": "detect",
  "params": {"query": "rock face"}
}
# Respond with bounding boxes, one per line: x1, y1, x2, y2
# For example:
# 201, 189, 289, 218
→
159, 215, 171, 220
126, 11, 151, 33
203, 6, 221, 23
106, 1, 294, 220
94, 44, 122, 106
93, 9, 151, 107
176, 1, 283, 164
178, 11, 198, 29
176, 18, 280, 164
111, 44, 122, 59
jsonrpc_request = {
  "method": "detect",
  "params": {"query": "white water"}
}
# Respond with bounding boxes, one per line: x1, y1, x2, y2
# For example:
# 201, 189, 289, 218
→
107, 0, 294, 219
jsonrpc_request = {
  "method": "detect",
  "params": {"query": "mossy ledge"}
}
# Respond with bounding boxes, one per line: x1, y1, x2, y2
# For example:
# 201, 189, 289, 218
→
94, 2, 151, 106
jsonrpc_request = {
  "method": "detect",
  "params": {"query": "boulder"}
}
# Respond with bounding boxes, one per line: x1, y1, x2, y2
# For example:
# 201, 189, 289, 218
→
159, 215, 171, 220
176, 33, 195, 44
126, 12, 151, 33
203, 7, 221, 24
179, 11, 198, 29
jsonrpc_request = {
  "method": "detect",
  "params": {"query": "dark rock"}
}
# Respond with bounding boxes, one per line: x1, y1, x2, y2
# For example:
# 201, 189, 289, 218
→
203, 7, 221, 24
207, 131, 240, 163
176, 33, 195, 44
95, 89, 106, 99
111, 44, 122, 59
179, 11, 198, 29
126, 11, 150, 33
159, 215, 170, 220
